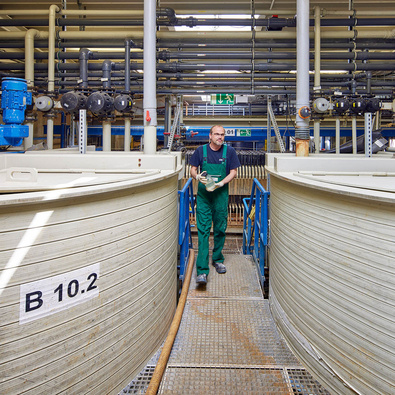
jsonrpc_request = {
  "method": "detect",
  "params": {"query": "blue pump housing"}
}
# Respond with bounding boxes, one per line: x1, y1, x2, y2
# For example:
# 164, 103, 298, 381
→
0, 77, 32, 146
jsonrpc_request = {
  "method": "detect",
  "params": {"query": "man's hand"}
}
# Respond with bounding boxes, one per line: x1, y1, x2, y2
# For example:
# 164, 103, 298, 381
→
206, 181, 224, 192
196, 172, 208, 184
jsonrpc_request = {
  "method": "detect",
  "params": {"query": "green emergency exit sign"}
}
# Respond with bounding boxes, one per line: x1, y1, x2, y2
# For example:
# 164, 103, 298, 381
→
210, 93, 235, 105
237, 129, 251, 137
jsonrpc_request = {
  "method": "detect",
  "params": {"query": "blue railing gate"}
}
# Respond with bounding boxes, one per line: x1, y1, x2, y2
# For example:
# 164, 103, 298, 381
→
242, 178, 270, 287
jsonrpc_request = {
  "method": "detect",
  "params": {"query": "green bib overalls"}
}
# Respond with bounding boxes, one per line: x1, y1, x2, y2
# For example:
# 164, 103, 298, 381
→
196, 144, 229, 275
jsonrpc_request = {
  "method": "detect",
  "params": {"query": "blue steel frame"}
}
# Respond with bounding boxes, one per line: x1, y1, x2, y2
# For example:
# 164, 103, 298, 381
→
178, 178, 195, 282
243, 178, 270, 287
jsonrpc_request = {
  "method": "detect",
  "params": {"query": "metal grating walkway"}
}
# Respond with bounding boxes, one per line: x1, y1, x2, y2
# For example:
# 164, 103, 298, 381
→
157, 253, 330, 395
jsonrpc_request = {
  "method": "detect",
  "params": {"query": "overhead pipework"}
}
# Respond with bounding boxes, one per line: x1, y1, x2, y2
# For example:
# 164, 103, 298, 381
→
0, 3, 394, 152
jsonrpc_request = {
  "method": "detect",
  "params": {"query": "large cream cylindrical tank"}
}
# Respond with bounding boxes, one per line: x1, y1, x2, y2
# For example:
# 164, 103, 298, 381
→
266, 154, 395, 395
0, 152, 182, 394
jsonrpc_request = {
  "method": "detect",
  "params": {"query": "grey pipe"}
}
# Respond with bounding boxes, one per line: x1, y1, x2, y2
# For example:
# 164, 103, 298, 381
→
164, 96, 170, 148
79, 48, 92, 89
24, 29, 41, 150
4, 49, 395, 61
102, 59, 113, 89
0, 39, 390, 51
314, 6, 321, 154
3, 60, 395, 72
143, 0, 157, 155
124, 39, 132, 152
156, 80, 298, 87
124, 39, 131, 92
3, 16, 395, 28
157, 8, 176, 20
47, 4, 59, 150
366, 71, 372, 95
351, 80, 357, 95
295, 0, 310, 154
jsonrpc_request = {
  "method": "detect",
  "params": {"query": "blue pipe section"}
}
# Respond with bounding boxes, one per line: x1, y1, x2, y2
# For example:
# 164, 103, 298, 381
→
84, 125, 395, 140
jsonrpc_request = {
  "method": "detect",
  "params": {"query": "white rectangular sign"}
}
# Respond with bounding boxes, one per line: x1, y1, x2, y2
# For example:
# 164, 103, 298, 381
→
20, 263, 100, 325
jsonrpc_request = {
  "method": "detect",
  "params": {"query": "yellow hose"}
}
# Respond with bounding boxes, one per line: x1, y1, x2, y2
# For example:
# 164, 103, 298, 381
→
145, 249, 195, 395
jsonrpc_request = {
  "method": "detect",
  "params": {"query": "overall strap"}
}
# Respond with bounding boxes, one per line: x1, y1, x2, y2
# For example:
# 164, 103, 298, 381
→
222, 144, 227, 162
203, 144, 208, 164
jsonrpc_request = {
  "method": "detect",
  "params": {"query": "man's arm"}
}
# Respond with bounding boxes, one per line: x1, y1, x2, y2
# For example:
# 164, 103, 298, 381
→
220, 168, 237, 185
190, 165, 199, 180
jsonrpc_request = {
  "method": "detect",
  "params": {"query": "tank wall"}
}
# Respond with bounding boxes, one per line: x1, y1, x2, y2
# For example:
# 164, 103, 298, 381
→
268, 175, 395, 395
0, 176, 179, 394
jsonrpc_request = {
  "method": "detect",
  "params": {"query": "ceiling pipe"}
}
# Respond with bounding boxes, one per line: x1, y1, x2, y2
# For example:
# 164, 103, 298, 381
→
24, 29, 41, 150
124, 40, 133, 92
2, 8, 395, 17
322, 10, 395, 17
124, 39, 132, 152
48, 4, 59, 94
46, 4, 60, 150
295, 0, 310, 157
2, 28, 395, 42
3, 16, 395, 29
55, 78, 385, 89
79, 48, 92, 89
0, 9, 142, 16
24, 30, 41, 88
2, 59, 395, 73
3, 48, 395, 62
100, 61, 115, 152
143, 0, 157, 155
313, 6, 321, 154
51, 71, 387, 84
102, 60, 114, 90
52, 79, 395, 90
2, 38, 393, 51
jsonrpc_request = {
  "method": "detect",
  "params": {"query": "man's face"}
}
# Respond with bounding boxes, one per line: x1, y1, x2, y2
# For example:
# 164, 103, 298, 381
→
210, 128, 225, 147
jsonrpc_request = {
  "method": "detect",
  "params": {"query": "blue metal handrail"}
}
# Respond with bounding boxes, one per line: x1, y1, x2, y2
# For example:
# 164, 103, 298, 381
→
242, 178, 270, 287
178, 178, 195, 282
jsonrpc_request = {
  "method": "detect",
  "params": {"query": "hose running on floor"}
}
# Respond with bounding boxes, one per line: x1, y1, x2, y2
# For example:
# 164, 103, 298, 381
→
145, 249, 195, 395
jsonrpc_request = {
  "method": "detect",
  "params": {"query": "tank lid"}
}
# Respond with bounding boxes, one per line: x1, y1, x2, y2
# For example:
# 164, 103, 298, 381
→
296, 171, 395, 193
0, 167, 160, 192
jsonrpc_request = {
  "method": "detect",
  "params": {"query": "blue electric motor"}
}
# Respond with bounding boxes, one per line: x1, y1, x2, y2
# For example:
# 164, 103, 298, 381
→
0, 77, 32, 146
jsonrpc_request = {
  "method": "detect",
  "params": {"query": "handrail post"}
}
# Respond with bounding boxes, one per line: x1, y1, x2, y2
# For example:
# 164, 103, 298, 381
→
178, 178, 195, 283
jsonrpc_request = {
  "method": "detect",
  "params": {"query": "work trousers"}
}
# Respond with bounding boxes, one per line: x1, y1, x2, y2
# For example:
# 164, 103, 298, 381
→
196, 187, 228, 275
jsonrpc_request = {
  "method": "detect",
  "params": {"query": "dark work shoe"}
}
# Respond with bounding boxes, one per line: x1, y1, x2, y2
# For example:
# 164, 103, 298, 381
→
213, 262, 226, 274
196, 273, 207, 285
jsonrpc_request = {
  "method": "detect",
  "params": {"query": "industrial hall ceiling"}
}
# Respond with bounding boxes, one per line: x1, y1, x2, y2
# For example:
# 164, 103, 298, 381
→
0, 0, 395, 123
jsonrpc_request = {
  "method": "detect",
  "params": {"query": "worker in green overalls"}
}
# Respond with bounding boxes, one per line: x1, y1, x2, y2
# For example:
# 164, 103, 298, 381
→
190, 125, 241, 285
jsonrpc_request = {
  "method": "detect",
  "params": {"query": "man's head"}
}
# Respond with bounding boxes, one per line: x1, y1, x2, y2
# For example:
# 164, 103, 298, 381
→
209, 125, 225, 149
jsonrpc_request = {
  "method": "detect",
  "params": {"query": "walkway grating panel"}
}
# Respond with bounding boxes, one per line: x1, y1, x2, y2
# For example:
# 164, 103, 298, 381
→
287, 368, 331, 395
168, 298, 300, 367
119, 345, 163, 394
157, 253, 330, 394
159, 367, 291, 394
119, 365, 156, 394
188, 253, 263, 299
